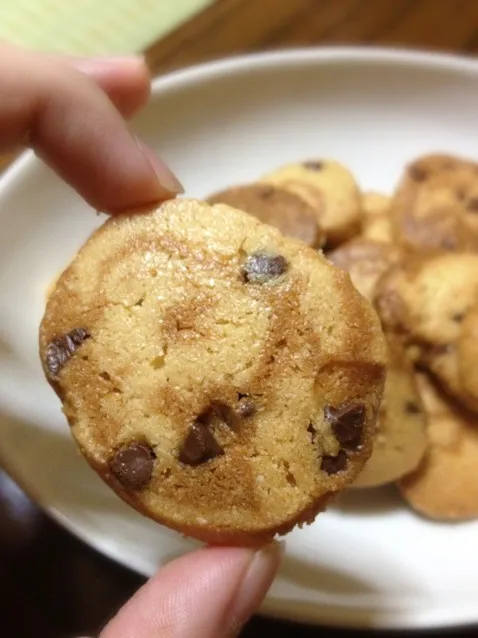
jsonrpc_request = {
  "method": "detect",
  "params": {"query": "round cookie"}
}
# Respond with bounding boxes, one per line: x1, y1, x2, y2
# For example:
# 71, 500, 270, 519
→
260, 160, 362, 247
398, 373, 478, 521
352, 337, 427, 488
327, 238, 401, 303
40, 198, 387, 546
458, 303, 478, 404
45, 274, 60, 301
390, 153, 478, 252
362, 192, 390, 217
360, 192, 393, 243
207, 183, 325, 248
327, 240, 426, 487
375, 251, 478, 413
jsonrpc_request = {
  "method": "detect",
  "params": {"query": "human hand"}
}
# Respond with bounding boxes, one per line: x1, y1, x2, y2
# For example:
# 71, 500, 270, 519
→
96, 544, 282, 637
0, 43, 283, 637
0, 42, 183, 212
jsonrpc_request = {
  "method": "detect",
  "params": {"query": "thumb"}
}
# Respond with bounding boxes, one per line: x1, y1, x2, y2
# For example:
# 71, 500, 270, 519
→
99, 544, 283, 638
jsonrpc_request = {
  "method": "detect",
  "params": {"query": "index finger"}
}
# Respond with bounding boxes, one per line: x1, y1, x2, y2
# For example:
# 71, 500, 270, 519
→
0, 44, 183, 213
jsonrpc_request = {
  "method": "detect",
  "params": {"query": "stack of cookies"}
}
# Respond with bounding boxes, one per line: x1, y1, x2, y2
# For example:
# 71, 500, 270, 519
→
208, 153, 478, 523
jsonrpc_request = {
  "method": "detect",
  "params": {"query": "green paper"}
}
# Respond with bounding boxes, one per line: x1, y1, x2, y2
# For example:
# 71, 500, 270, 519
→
0, 0, 213, 55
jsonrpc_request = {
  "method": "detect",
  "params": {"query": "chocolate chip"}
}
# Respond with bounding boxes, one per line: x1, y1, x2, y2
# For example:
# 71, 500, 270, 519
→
452, 312, 464, 323
467, 197, 478, 211
441, 236, 458, 250
236, 397, 257, 418
321, 450, 347, 474
405, 401, 420, 415
243, 253, 289, 283
258, 185, 274, 199
431, 343, 453, 356
197, 401, 238, 431
408, 165, 428, 182
212, 401, 241, 430
307, 423, 317, 443
46, 327, 90, 376
179, 422, 224, 466
110, 442, 155, 490
325, 403, 365, 450
303, 161, 324, 171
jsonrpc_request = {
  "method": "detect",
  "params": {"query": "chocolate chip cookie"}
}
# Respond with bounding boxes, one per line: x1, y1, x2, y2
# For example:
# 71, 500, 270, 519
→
390, 153, 478, 252
457, 302, 478, 406
40, 198, 386, 545
360, 192, 393, 243
352, 337, 427, 488
260, 160, 362, 247
375, 251, 478, 413
327, 238, 401, 303
398, 373, 478, 521
327, 240, 426, 487
207, 183, 325, 248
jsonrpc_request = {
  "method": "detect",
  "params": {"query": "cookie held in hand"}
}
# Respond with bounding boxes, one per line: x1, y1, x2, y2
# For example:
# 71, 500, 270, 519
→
40, 198, 386, 545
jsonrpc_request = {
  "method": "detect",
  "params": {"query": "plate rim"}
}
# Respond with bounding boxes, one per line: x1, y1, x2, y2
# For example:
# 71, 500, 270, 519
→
4, 45, 478, 189
2, 45, 478, 632
147, 45, 478, 94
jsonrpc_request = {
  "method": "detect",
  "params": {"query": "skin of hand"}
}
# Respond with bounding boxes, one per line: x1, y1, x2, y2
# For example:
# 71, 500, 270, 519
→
0, 43, 283, 637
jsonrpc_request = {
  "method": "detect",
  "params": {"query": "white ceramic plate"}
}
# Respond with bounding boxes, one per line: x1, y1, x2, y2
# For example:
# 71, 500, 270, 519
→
1, 47, 478, 631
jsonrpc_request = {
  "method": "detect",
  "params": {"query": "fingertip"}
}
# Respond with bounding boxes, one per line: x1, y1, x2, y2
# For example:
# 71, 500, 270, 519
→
135, 138, 184, 196
100, 545, 280, 638
226, 541, 283, 634
73, 55, 152, 118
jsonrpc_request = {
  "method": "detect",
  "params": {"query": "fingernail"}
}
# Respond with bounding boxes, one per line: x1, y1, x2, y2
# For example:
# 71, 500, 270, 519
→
136, 138, 184, 195
228, 542, 284, 635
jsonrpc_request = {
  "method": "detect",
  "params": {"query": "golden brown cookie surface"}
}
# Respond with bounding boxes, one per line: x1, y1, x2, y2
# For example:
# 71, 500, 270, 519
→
327, 239, 426, 487
398, 373, 478, 521
360, 192, 393, 243
207, 183, 325, 247
390, 153, 478, 252
375, 251, 478, 413
327, 238, 401, 303
40, 198, 386, 545
458, 303, 478, 405
352, 338, 427, 488
260, 160, 362, 247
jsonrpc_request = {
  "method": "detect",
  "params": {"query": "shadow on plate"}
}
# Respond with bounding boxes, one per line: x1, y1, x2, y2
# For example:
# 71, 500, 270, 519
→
331, 484, 404, 516
280, 555, 378, 596
0, 337, 11, 357
263, 556, 389, 631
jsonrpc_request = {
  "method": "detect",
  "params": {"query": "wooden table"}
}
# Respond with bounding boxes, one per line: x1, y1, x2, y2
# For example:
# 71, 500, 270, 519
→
3, 1, 478, 636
